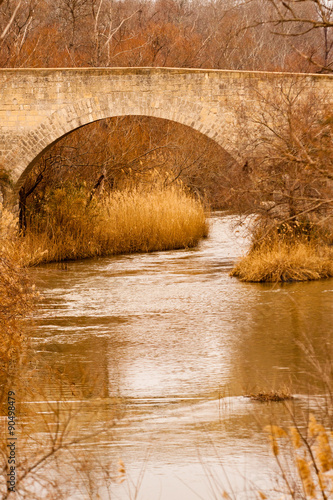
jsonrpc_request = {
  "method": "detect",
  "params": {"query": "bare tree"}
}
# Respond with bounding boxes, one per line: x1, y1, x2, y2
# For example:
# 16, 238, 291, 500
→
233, 77, 333, 242
245, 0, 333, 72
0, 0, 41, 67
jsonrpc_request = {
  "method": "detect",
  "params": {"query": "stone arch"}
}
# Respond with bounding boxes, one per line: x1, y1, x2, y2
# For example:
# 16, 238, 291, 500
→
8, 93, 230, 187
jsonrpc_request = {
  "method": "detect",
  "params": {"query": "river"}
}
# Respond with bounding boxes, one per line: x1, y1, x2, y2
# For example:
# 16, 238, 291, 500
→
26, 213, 333, 499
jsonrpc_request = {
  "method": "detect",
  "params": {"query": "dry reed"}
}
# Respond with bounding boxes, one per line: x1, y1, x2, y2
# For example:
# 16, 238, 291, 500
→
231, 240, 333, 282
21, 181, 208, 265
264, 415, 333, 499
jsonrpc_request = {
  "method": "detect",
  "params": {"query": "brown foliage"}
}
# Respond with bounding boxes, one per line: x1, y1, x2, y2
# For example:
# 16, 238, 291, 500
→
232, 81, 333, 238
0, 0, 323, 72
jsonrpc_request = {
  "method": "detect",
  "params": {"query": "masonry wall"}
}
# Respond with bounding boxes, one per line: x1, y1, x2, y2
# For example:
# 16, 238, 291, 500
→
0, 67, 332, 185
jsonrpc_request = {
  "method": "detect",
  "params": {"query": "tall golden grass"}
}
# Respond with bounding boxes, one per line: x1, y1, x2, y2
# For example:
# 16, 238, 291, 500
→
231, 240, 333, 282
18, 180, 208, 266
230, 220, 333, 283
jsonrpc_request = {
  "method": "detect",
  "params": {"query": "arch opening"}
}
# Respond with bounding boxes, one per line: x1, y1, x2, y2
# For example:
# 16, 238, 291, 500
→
15, 114, 238, 211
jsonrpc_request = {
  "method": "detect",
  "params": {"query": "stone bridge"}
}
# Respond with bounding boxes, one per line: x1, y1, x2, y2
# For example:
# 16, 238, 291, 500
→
0, 67, 332, 187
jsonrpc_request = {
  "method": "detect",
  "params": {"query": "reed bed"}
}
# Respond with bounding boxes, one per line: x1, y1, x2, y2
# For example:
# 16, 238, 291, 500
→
19, 181, 208, 266
231, 240, 333, 282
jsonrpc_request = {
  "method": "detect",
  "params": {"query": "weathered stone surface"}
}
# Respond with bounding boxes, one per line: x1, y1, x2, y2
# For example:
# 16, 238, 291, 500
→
0, 67, 332, 185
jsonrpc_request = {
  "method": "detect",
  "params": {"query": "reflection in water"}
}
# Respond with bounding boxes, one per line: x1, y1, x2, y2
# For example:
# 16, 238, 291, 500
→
27, 214, 333, 499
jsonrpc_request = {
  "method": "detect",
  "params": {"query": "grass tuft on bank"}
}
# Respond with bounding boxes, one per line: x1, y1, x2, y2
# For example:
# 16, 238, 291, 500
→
16, 180, 208, 266
231, 240, 333, 282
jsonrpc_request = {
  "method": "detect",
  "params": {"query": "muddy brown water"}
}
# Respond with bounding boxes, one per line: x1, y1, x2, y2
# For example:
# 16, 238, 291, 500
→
27, 213, 333, 499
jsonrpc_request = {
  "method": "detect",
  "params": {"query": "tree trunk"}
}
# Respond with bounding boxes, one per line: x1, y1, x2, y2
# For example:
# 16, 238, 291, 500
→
18, 186, 27, 235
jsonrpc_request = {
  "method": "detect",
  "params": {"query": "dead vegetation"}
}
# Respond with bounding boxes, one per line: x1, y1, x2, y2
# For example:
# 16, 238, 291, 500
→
2, 174, 208, 267
231, 239, 333, 282
247, 388, 294, 402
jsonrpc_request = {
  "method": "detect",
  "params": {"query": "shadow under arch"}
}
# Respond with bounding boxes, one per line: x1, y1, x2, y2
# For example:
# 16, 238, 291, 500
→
9, 92, 235, 189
